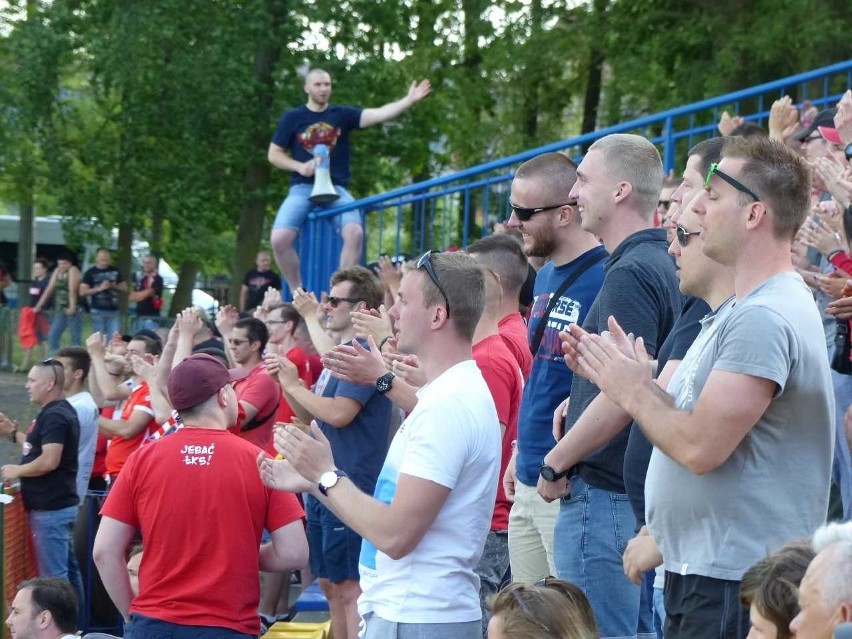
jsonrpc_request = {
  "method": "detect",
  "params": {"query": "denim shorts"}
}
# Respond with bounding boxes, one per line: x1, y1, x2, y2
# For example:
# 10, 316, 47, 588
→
273, 183, 361, 231
123, 613, 256, 639
305, 493, 362, 583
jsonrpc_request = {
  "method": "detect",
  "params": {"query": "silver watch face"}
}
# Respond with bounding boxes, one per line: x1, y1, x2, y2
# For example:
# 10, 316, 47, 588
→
319, 470, 339, 488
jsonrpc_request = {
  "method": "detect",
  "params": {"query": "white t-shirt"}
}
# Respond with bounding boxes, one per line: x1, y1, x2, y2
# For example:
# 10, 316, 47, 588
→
358, 360, 501, 623
66, 391, 99, 504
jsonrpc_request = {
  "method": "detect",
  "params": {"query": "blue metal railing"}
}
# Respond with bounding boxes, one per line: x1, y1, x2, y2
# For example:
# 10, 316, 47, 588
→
297, 59, 852, 292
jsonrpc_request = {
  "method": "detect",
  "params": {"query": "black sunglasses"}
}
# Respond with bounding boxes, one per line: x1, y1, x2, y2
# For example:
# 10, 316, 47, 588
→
658, 200, 672, 211
704, 162, 760, 202
675, 224, 702, 247
416, 251, 451, 318
36, 358, 62, 385
509, 200, 577, 222
327, 296, 360, 309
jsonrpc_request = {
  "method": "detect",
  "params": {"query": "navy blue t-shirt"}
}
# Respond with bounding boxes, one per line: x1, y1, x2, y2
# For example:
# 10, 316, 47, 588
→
515, 246, 608, 487
271, 105, 363, 187
312, 343, 392, 494
622, 295, 710, 528
564, 228, 682, 494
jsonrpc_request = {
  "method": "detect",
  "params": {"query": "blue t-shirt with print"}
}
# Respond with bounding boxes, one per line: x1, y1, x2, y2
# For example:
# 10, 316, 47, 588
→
515, 246, 608, 487
312, 349, 392, 494
271, 105, 363, 187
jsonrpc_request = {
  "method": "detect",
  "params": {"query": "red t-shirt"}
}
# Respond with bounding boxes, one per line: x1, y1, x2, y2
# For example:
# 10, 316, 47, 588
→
105, 383, 157, 477
473, 334, 522, 531
101, 428, 304, 635
231, 362, 280, 451
306, 353, 323, 387
275, 349, 321, 449
498, 313, 532, 382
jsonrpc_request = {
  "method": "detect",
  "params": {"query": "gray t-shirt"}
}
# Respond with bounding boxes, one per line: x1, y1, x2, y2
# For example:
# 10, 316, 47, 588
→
646, 272, 834, 581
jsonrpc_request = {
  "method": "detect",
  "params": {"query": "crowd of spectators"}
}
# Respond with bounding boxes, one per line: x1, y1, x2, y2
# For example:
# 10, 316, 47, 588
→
3, 89, 852, 639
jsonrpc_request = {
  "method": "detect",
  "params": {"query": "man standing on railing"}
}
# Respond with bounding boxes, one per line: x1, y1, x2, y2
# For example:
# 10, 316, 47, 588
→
268, 68, 432, 294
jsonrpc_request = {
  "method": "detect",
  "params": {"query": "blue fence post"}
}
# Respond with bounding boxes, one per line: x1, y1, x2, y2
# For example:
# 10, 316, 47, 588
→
663, 116, 675, 175
291, 60, 851, 285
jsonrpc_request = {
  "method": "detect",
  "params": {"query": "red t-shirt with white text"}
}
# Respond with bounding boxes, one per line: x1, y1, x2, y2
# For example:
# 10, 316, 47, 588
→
101, 428, 304, 635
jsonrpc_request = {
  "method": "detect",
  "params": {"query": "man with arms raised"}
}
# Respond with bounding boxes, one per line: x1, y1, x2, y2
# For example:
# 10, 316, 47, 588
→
261, 251, 500, 639
269, 69, 431, 291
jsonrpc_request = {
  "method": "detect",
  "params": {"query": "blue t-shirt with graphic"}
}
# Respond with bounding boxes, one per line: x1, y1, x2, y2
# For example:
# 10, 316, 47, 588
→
271, 105, 363, 187
515, 246, 608, 487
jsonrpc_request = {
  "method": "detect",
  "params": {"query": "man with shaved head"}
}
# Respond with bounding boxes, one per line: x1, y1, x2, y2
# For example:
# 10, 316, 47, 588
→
502, 152, 606, 584
269, 69, 432, 293
0, 360, 82, 617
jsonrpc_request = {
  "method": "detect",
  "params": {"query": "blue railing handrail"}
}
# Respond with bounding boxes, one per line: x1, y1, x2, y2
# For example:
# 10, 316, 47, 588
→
310, 59, 852, 221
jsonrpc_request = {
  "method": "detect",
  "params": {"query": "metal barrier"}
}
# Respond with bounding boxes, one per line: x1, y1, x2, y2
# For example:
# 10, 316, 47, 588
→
296, 59, 852, 292
1, 486, 38, 639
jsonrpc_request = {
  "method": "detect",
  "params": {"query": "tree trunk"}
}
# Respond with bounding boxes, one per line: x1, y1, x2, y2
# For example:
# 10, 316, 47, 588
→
170, 260, 199, 316
229, 0, 288, 305
116, 222, 134, 316
580, 0, 607, 152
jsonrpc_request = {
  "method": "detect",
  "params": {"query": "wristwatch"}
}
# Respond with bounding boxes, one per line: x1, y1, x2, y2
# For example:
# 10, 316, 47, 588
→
539, 462, 571, 482
376, 372, 395, 395
318, 469, 348, 496
846, 143, 852, 162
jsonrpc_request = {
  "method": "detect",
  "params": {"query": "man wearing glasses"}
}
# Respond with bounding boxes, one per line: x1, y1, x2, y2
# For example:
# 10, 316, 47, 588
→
268, 265, 391, 639
566, 136, 834, 639
0, 360, 83, 616
261, 251, 500, 639
501, 152, 606, 585
214, 315, 281, 452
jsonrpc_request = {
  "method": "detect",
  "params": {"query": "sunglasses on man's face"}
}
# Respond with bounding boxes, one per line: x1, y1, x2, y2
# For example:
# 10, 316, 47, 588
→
327, 296, 360, 309
675, 224, 702, 247
416, 251, 451, 318
703, 162, 760, 202
509, 201, 577, 222
36, 359, 62, 385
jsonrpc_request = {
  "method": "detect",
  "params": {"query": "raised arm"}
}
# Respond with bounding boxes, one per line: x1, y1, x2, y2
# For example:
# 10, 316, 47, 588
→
359, 80, 431, 128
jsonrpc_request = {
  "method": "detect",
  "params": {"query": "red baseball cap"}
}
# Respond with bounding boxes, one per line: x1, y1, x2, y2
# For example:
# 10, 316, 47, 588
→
818, 126, 843, 145
167, 353, 248, 411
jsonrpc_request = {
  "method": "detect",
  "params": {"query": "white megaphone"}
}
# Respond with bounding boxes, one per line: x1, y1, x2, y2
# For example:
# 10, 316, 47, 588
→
309, 143, 340, 204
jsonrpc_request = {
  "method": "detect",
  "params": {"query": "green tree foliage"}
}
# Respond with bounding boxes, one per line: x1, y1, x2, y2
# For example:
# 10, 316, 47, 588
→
0, 0, 848, 301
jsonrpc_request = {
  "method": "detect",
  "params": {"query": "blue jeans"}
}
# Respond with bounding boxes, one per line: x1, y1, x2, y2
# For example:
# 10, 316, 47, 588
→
273, 183, 361, 231
830, 367, 852, 521
554, 476, 654, 639
29, 506, 84, 616
653, 586, 666, 638
48, 312, 82, 352
475, 530, 509, 637
124, 613, 255, 639
90, 309, 121, 338
362, 612, 480, 639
